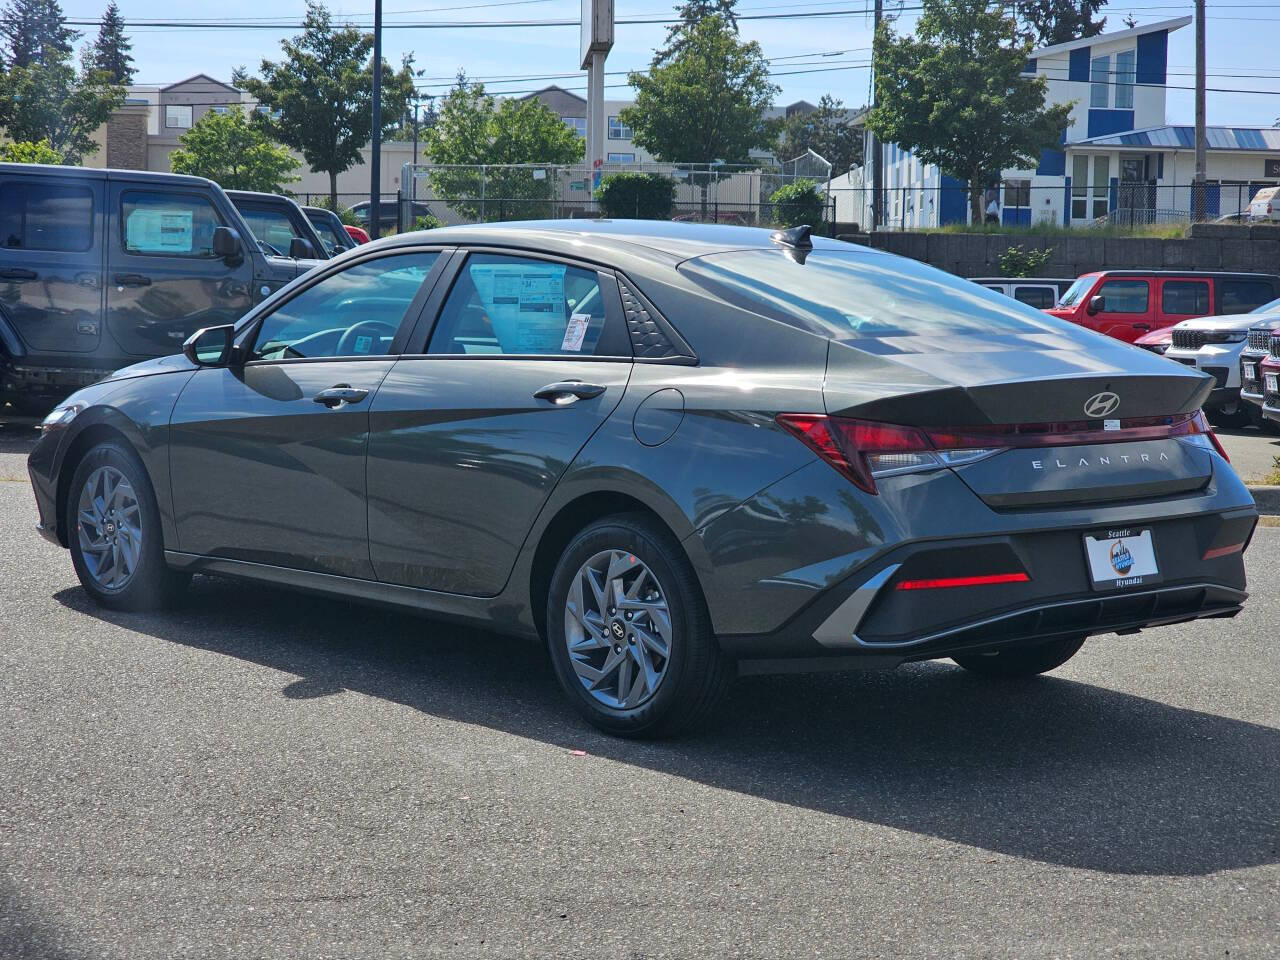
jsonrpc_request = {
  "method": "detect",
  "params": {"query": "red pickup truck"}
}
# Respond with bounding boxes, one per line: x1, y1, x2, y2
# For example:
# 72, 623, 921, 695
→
1046, 271, 1280, 343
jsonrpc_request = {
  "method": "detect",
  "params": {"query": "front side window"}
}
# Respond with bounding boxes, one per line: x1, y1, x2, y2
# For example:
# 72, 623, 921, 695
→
1115, 49, 1136, 110
251, 252, 439, 360
121, 191, 223, 257
308, 217, 350, 257
428, 254, 612, 356
1096, 279, 1149, 314
1161, 280, 1210, 315
608, 116, 633, 140
236, 204, 303, 254
0, 181, 94, 252
165, 104, 193, 129
681, 248, 1063, 344
1090, 55, 1110, 108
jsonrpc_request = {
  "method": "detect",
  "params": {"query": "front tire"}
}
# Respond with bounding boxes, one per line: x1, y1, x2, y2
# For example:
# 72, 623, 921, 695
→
67, 442, 188, 611
545, 514, 733, 738
952, 634, 1086, 677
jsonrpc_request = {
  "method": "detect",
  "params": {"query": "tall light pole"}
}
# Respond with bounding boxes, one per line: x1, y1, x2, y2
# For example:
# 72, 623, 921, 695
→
1193, 0, 1206, 219
370, 0, 383, 239
581, 0, 614, 200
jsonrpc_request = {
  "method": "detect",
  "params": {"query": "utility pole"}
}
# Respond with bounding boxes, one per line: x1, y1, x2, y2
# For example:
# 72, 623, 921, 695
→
1193, 0, 1206, 219
869, 0, 882, 231
370, 0, 383, 239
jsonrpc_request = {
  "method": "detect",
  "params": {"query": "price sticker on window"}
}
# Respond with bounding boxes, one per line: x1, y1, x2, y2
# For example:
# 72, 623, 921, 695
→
561, 312, 592, 352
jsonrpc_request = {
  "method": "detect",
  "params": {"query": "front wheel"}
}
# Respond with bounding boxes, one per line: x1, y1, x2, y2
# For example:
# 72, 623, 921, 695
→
952, 634, 1087, 678
545, 514, 733, 738
67, 442, 189, 611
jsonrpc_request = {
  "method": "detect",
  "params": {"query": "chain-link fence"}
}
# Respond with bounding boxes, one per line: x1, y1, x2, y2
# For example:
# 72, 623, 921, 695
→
291, 192, 404, 232
399, 161, 837, 229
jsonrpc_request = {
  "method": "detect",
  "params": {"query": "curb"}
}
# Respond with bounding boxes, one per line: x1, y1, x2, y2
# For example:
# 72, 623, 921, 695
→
1246, 485, 1280, 515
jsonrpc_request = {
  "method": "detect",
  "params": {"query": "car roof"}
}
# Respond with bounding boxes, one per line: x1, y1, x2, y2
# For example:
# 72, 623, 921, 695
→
0, 162, 218, 190
225, 189, 304, 205
1090, 269, 1280, 280
373, 218, 863, 266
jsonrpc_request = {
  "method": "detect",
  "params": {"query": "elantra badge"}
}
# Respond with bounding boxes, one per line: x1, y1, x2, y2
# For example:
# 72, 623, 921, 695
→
1084, 391, 1120, 417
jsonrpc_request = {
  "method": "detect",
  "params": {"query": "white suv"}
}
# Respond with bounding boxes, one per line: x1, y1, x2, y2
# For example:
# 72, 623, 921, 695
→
1164, 309, 1280, 426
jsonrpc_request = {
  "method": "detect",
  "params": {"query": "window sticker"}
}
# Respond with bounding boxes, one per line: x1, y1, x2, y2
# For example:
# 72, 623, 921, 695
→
126, 208, 194, 253
468, 263, 567, 352
561, 312, 592, 352
354, 335, 373, 354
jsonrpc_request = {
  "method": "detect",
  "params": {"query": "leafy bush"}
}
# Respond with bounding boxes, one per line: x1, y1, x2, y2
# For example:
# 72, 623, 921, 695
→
0, 139, 65, 164
998, 243, 1054, 277
415, 212, 444, 231
770, 179, 825, 228
311, 195, 359, 226
597, 172, 677, 220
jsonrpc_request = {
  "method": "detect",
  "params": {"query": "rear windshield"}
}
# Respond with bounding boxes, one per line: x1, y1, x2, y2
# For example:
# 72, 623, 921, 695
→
680, 248, 1059, 343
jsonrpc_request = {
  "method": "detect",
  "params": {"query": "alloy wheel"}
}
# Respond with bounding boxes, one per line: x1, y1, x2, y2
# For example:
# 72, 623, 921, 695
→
564, 549, 673, 710
76, 465, 143, 591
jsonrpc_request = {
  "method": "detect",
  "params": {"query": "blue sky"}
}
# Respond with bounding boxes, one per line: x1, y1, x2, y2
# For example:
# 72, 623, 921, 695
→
60, 0, 1280, 127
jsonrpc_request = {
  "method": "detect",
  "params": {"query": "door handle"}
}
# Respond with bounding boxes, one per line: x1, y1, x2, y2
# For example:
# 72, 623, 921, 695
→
1134, 323, 1152, 332
0, 268, 37, 280
533, 381, 607, 404
313, 384, 369, 408
112, 273, 152, 287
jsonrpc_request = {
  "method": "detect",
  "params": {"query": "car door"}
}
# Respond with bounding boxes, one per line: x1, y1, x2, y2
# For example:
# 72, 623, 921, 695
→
367, 250, 633, 595
233, 199, 327, 260
168, 249, 447, 578
1086, 278, 1153, 341
0, 171, 105, 356
104, 181, 254, 358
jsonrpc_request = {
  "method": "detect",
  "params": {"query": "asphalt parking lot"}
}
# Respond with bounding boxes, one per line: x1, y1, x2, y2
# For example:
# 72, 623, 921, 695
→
1216, 424, 1280, 484
1, 418, 1277, 959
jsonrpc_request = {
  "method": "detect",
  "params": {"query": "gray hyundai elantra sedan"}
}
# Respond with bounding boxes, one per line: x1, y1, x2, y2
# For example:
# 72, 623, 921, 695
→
28, 220, 1257, 736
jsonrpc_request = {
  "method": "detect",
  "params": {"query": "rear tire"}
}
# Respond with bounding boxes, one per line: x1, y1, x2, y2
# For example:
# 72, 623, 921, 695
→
952, 634, 1086, 678
67, 442, 189, 611
545, 513, 733, 738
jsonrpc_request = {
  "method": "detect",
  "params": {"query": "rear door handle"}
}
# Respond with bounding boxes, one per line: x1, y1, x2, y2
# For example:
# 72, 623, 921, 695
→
112, 273, 152, 287
313, 384, 369, 408
1134, 323, 1152, 332
0, 268, 37, 280
533, 381, 607, 404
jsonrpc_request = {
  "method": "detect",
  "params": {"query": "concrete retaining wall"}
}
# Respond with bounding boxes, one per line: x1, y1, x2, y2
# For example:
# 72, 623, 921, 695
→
843, 223, 1280, 278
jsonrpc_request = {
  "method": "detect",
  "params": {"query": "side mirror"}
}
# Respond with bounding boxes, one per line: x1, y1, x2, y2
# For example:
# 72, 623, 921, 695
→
212, 225, 242, 264
183, 324, 235, 367
289, 236, 316, 260
1087, 295, 1106, 315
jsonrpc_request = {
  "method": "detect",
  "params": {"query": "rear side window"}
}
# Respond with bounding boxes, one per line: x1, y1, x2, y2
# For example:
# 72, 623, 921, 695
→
1220, 280, 1277, 315
121, 190, 224, 258
1013, 285, 1056, 309
1096, 280, 1149, 313
1161, 280, 1210, 315
681, 248, 1058, 343
0, 181, 94, 252
428, 254, 621, 356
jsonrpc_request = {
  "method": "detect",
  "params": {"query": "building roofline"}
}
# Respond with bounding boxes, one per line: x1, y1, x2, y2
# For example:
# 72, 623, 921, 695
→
160, 73, 240, 94
1031, 15, 1192, 57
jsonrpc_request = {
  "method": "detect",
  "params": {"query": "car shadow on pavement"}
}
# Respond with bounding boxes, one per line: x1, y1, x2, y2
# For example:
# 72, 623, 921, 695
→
55, 576, 1280, 879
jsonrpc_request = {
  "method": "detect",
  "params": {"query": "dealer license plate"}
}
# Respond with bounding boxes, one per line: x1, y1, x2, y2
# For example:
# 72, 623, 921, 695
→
1244, 362, 1258, 382
1083, 529, 1160, 590
1266, 373, 1278, 393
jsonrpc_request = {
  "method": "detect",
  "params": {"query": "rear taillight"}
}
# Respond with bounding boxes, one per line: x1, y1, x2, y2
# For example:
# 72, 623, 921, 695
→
777, 410, 1225, 494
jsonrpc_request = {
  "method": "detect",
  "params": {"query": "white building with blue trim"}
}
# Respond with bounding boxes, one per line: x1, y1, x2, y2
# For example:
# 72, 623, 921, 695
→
831, 16, 1280, 228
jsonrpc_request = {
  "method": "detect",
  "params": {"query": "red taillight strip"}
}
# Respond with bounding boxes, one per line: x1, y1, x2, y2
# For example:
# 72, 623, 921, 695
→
1202, 542, 1245, 560
895, 572, 1031, 591
925, 413, 1204, 450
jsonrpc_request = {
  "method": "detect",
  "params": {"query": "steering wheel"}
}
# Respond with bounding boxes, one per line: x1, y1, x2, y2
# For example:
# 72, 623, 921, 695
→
336, 320, 398, 356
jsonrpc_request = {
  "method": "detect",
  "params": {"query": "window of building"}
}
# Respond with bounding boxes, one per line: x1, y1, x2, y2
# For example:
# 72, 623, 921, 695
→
1071, 155, 1089, 220
1096, 279, 1149, 313
607, 116, 632, 140
564, 117, 586, 139
1090, 54, 1110, 108
211, 105, 230, 115
1161, 280, 1210, 315
1003, 179, 1031, 208
165, 104, 193, 129
0, 182, 94, 252
606, 152, 635, 164
120, 191, 223, 257
1115, 49, 1136, 110
1092, 155, 1110, 218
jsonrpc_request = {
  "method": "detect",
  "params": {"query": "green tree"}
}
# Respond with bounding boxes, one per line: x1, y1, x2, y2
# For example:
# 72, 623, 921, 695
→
235, 1, 417, 209
770, 178, 825, 228
0, 138, 63, 163
1017, 0, 1106, 46
867, 0, 1072, 224
170, 106, 299, 192
0, 58, 124, 162
0, 0, 77, 68
655, 0, 739, 63
81, 1, 134, 84
621, 15, 777, 165
422, 74, 583, 221
775, 95, 863, 174
596, 172, 676, 219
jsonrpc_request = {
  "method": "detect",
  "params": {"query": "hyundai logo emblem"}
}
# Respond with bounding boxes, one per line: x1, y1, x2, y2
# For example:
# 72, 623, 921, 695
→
1083, 391, 1120, 418
610, 621, 626, 640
